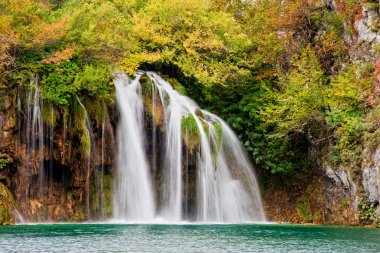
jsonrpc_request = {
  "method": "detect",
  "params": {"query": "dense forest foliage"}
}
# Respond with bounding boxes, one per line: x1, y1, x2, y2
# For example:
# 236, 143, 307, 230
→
0, 0, 378, 178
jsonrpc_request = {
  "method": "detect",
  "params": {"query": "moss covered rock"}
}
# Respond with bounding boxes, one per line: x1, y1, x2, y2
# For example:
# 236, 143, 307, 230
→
181, 114, 200, 152
0, 182, 16, 225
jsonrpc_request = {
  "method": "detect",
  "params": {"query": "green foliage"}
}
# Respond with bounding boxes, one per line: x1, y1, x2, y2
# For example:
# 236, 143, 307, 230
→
185, 70, 311, 174
213, 122, 223, 143
77, 104, 91, 158
57, 0, 258, 84
1, 0, 378, 180
80, 129, 91, 158
166, 77, 186, 96
181, 114, 200, 151
140, 75, 152, 98
365, 106, 380, 152
210, 121, 223, 163
262, 46, 327, 136
41, 104, 57, 127
102, 174, 113, 217
39, 60, 113, 106
255, 47, 327, 173
324, 64, 372, 165
129, 0, 252, 84
81, 98, 107, 128
64, 0, 134, 65
296, 195, 313, 223
181, 114, 200, 135
40, 61, 78, 105
0, 154, 13, 170
0, 182, 16, 225
74, 62, 113, 100
358, 197, 380, 227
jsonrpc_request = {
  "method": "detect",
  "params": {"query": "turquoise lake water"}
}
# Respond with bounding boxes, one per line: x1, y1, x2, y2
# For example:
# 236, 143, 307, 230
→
0, 223, 379, 252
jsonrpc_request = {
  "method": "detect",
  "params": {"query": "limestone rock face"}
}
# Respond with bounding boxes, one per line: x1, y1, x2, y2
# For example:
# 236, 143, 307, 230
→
357, 20, 378, 44
321, 164, 358, 223
323, 0, 380, 64
356, 4, 380, 43
362, 148, 380, 216
325, 165, 355, 190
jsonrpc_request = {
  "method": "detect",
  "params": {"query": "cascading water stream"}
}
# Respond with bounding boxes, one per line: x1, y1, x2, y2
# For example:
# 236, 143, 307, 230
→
148, 74, 184, 221
99, 120, 106, 219
77, 96, 94, 218
113, 73, 155, 221
148, 72, 265, 222
151, 82, 157, 175
26, 76, 45, 198
48, 107, 54, 191
113, 71, 265, 223
217, 119, 266, 220
195, 119, 220, 221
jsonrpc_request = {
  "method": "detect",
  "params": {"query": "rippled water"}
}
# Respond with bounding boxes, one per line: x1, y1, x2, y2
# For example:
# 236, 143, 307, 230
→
0, 224, 379, 252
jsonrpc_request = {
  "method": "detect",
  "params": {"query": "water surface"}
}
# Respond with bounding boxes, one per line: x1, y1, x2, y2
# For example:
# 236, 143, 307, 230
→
0, 224, 379, 252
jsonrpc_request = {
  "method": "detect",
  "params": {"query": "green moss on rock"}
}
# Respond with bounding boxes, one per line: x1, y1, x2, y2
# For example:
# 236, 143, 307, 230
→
0, 183, 16, 225
296, 195, 313, 223
0, 153, 13, 170
166, 77, 186, 96
80, 129, 91, 158
210, 122, 223, 163
103, 174, 113, 217
213, 122, 223, 144
141, 77, 165, 126
181, 114, 200, 152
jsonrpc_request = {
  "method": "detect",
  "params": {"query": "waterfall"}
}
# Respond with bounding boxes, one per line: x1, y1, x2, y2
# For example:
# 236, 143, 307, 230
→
196, 113, 266, 222
149, 72, 265, 222
13, 71, 264, 223
151, 82, 157, 175
25, 76, 45, 197
218, 120, 266, 221
48, 107, 54, 191
77, 96, 94, 218
113, 73, 155, 221
149, 73, 183, 221
113, 71, 266, 223
99, 120, 106, 219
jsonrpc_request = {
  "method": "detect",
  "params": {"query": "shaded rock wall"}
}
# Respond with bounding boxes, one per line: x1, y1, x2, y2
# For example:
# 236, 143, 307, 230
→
0, 89, 117, 222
